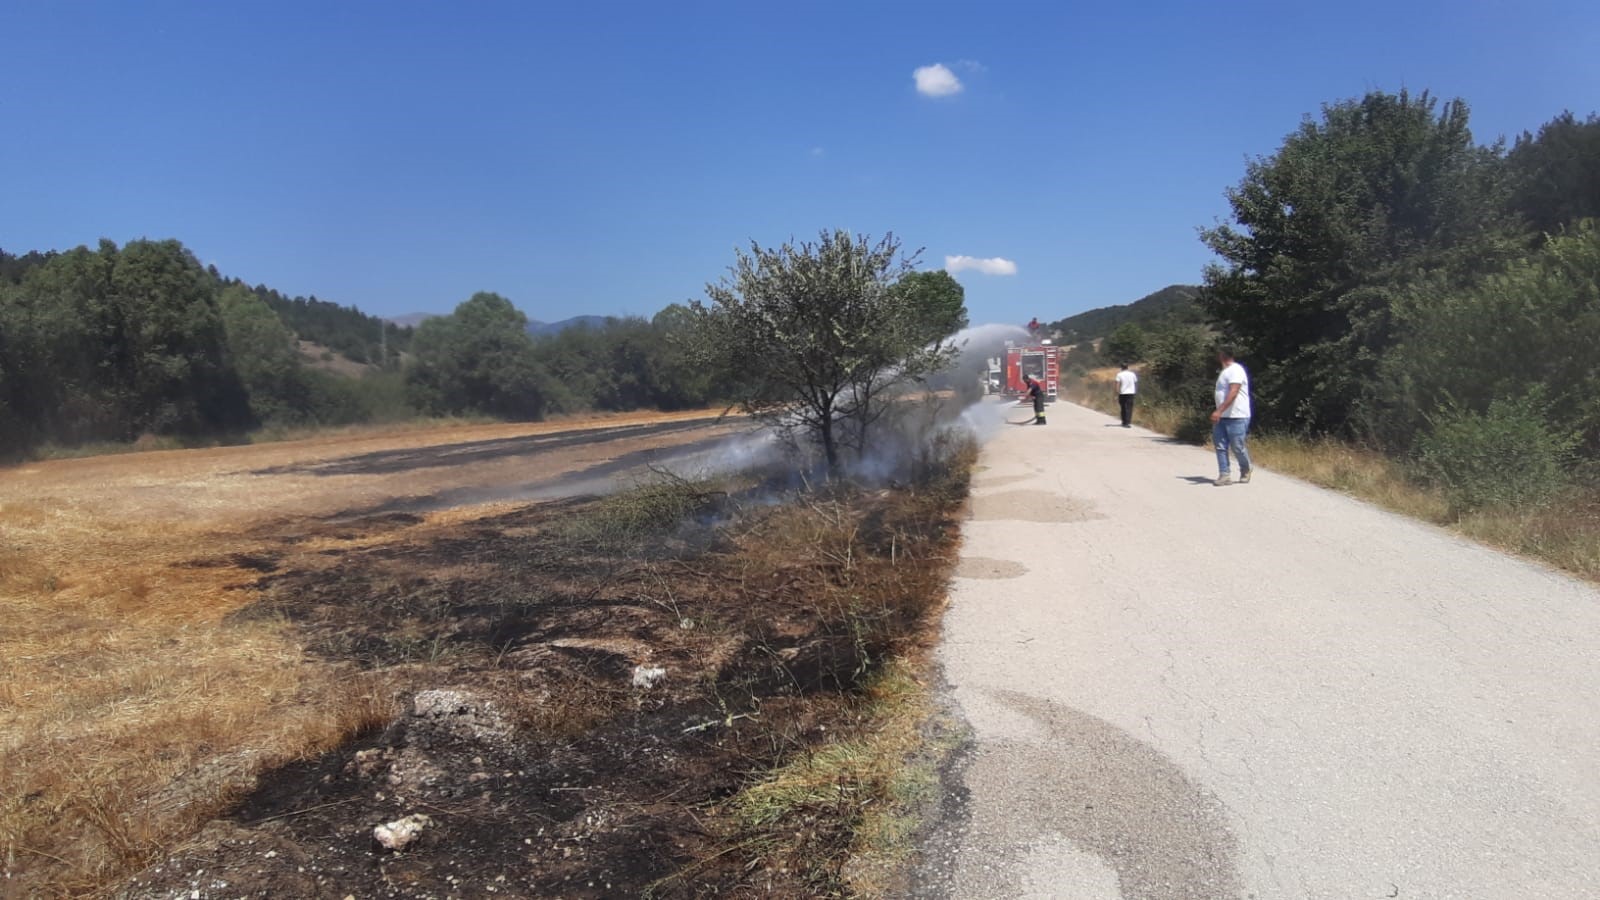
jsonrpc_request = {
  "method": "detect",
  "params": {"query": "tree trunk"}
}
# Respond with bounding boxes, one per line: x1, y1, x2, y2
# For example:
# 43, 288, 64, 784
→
819, 401, 840, 473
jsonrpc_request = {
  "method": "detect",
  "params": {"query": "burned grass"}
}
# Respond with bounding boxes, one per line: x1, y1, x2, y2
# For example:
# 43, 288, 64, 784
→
1, 412, 743, 897
111, 453, 973, 898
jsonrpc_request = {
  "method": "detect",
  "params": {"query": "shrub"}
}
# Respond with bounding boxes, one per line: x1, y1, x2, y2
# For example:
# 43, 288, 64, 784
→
1413, 396, 1576, 513
1144, 325, 1216, 442
1103, 322, 1147, 364
557, 475, 727, 549
1385, 220, 1600, 453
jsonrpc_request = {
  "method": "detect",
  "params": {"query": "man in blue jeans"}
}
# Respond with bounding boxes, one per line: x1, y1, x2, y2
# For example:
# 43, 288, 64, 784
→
1210, 346, 1252, 486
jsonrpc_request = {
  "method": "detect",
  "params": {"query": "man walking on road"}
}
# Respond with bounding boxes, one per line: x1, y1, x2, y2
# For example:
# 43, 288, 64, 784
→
1115, 363, 1138, 428
1211, 347, 1252, 485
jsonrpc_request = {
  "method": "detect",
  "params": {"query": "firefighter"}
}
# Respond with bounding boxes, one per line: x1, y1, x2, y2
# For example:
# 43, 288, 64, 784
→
1023, 374, 1046, 425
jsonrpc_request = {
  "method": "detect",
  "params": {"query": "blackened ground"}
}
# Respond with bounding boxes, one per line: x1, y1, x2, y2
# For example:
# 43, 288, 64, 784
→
117, 470, 967, 899
249, 419, 722, 478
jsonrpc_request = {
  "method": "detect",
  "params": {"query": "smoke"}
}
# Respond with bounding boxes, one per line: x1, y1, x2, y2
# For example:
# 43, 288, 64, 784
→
651, 424, 787, 480
951, 321, 1031, 353
941, 322, 1030, 390
911, 321, 1034, 449
650, 322, 1032, 486
508, 321, 1035, 501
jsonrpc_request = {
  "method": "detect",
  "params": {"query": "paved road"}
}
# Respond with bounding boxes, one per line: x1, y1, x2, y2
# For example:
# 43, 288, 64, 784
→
917, 401, 1600, 899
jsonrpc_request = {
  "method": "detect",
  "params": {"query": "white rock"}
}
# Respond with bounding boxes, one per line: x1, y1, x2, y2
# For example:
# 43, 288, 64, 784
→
631, 665, 667, 689
372, 814, 433, 851
407, 689, 510, 745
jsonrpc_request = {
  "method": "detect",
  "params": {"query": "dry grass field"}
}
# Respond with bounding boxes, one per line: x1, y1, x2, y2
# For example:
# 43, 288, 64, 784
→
0, 410, 737, 894
2, 407, 971, 897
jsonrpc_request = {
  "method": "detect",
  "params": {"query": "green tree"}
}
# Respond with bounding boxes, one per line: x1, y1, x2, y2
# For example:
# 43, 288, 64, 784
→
652, 303, 723, 409
1200, 90, 1520, 436
1103, 322, 1147, 364
1387, 220, 1600, 451
104, 240, 249, 436
691, 230, 960, 471
1144, 324, 1217, 443
406, 292, 549, 419
1507, 112, 1600, 235
894, 270, 969, 345
5, 239, 249, 442
218, 285, 305, 424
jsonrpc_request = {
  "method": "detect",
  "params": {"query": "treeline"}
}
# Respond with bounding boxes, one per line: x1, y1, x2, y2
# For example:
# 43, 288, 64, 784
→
0, 240, 415, 456
0, 239, 740, 460
256, 289, 412, 365
403, 293, 724, 421
1118, 95, 1600, 511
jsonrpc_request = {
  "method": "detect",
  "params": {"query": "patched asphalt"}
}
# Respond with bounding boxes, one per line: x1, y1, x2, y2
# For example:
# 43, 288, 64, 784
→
916, 400, 1600, 899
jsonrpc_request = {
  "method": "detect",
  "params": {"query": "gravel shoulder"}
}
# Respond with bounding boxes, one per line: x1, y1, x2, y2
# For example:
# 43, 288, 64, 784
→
919, 400, 1600, 899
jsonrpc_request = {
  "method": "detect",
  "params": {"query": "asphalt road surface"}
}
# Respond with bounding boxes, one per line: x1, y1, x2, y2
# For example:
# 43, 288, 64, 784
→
917, 400, 1600, 899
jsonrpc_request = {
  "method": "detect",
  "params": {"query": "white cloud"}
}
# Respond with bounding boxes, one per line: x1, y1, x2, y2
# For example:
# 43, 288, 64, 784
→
810, 146, 825, 157
913, 63, 963, 97
944, 255, 1018, 276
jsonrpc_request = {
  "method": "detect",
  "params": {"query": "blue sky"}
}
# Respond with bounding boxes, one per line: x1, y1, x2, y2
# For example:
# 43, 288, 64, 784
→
3, 1, 1597, 326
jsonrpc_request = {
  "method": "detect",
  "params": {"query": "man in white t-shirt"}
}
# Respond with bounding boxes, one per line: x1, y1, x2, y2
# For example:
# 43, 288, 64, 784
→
1210, 346, 1252, 486
1114, 364, 1138, 428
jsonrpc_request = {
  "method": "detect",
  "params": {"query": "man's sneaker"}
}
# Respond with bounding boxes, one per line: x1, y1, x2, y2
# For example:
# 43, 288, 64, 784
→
1214, 474, 1233, 486
1239, 469, 1252, 484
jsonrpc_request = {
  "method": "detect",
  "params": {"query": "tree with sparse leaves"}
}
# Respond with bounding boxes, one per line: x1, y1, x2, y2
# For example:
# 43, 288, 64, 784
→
691, 230, 963, 472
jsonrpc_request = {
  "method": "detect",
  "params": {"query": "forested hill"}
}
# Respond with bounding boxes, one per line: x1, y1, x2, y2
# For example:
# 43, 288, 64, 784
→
528, 315, 610, 336
256, 289, 411, 365
384, 313, 614, 337
1048, 284, 1203, 342
2, 245, 408, 366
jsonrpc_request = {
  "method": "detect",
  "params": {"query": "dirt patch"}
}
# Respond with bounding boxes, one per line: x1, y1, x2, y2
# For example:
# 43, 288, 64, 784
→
969, 489, 1104, 524
955, 557, 1029, 579
111, 467, 970, 898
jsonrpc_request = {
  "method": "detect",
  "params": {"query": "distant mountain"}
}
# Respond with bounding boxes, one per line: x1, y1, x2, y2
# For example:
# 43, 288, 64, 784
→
1048, 284, 1203, 342
526, 315, 612, 336
385, 312, 612, 336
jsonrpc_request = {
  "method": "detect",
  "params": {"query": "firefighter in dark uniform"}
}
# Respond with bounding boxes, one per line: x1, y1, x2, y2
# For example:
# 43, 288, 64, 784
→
1023, 374, 1046, 425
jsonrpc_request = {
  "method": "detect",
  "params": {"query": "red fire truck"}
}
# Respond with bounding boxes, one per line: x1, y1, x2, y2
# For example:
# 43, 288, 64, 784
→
1002, 340, 1059, 402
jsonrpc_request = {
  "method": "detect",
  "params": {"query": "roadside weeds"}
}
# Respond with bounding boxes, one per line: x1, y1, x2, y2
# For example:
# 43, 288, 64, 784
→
1063, 370, 1600, 584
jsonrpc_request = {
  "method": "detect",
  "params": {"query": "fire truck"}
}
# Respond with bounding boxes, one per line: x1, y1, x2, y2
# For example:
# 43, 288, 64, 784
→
1001, 340, 1059, 402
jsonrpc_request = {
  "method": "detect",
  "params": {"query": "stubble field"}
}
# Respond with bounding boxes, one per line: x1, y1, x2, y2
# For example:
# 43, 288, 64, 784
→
1, 408, 969, 898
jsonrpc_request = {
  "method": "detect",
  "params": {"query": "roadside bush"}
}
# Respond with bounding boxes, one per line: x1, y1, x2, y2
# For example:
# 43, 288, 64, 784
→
1103, 322, 1147, 364
559, 475, 728, 549
1145, 325, 1215, 443
1413, 396, 1576, 514
1385, 220, 1600, 453
1069, 339, 1107, 369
